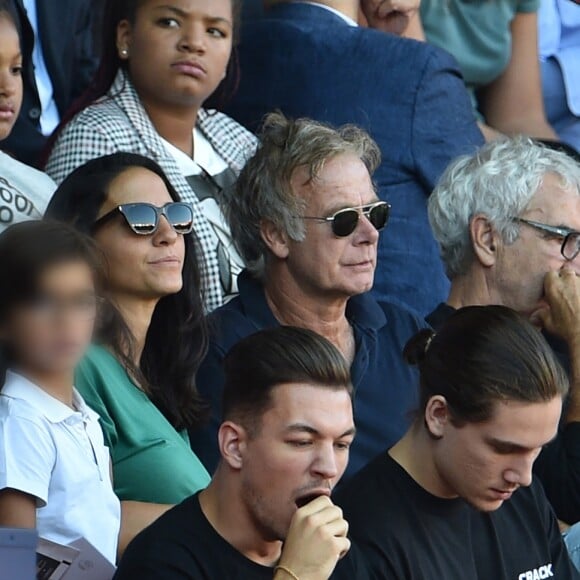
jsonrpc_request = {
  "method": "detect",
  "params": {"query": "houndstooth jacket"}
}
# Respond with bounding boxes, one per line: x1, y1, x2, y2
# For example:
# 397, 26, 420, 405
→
46, 70, 258, 312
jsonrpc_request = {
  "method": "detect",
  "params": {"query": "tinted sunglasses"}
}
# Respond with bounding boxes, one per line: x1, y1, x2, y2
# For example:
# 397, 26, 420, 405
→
93, 202, 194, 235
302, 201, 391, 237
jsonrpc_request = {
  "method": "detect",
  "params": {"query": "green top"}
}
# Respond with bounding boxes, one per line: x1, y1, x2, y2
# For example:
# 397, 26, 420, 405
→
421, 0, 540, 110
76, 345, 210, 504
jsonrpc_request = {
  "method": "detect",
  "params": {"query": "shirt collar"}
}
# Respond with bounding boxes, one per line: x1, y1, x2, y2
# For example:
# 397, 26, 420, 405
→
2, 371, 97, 424
292, 2, 358, 27
237, 270, 387, 331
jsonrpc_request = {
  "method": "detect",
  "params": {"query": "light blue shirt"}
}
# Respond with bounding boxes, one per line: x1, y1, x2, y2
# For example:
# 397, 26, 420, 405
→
21, 0, 60, 135
539, 0, 580, 115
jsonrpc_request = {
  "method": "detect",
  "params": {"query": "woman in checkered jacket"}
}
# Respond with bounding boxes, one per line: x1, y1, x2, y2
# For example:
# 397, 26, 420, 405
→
46, 0, 257, 312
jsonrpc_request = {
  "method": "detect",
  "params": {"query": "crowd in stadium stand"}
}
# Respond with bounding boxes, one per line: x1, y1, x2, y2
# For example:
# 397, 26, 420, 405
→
0, 0, 579, 579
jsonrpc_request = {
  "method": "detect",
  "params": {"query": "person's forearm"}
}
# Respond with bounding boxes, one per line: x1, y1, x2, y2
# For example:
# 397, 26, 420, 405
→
119, 501, 173, 559
478, 122, 503, 142
491, 116, 558, 140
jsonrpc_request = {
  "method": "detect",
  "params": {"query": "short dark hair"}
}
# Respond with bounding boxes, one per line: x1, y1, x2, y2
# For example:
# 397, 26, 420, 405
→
0, 220, 102, 315
0, 220, 103, 384
404, 305, 569, 425
223, 327, 352, 434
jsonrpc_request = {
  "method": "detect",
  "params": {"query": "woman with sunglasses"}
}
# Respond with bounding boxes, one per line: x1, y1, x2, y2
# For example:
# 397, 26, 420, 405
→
45, 0, 256, 312
45, 152, 210, 554
189, 114, 427, 480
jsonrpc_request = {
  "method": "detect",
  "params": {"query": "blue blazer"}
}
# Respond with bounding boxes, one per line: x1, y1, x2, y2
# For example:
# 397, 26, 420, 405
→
225, 3, 485, 316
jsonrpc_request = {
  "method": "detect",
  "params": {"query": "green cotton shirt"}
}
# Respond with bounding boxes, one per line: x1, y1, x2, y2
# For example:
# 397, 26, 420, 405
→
421, 0, 540, 107
75, 345, 210, 505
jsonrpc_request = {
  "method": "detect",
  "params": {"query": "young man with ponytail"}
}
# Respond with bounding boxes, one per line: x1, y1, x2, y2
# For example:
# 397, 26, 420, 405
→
335, 306, 580, 579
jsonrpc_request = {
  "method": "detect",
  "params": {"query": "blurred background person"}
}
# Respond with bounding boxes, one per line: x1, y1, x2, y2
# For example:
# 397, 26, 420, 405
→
418, 0, 558, 141
3, 0, 97, 166
539, 0, 580, 152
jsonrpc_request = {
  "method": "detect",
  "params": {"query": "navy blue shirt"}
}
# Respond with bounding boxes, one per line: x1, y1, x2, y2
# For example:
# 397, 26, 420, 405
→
190, 271, 425, 479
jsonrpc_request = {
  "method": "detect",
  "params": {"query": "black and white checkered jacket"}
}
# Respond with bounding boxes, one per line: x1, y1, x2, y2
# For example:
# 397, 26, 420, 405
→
46, 70, 258, 312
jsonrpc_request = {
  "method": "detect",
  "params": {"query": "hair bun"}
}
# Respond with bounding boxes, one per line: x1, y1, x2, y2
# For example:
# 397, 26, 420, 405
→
403, 329, 437, 366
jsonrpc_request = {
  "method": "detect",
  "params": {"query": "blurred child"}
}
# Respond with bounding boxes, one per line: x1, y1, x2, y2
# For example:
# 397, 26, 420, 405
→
0, 220, 120, 563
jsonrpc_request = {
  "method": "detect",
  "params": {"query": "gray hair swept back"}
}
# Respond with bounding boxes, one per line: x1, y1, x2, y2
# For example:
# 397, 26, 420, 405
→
428, 137, 580, 279
224, 112, 381, 280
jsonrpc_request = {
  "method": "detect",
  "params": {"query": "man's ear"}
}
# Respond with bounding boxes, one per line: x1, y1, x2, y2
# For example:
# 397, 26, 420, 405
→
116, 19, 132, 60
260, 219, 290, 260
470, 214, 500, 268
424, 396, 451, 439
218, 421, 248, 470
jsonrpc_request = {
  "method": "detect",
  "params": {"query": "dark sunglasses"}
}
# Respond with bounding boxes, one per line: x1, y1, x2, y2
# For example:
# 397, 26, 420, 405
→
93, 202, 194, 235
302, 201, 391, 237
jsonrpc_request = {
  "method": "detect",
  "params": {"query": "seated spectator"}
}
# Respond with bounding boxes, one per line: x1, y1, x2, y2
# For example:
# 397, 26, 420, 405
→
336, 306, 579, 579
115, 327, 370, 579
0, 221, 120, 563
46, 0, 257, 311
419, 0, 557, 141
0, 0, 55, 231
225, 0, 484, 317
539, 0, 580, 152
45, 153, 210, 553
427, 137, 580, 523
3, 0, 97, 166
190, 114, 426, 479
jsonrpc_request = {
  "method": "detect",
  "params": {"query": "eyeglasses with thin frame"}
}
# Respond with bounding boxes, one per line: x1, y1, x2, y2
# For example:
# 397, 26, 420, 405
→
514, 218, 580, 261
302, 201, 391, 238
93, 202, 195, 236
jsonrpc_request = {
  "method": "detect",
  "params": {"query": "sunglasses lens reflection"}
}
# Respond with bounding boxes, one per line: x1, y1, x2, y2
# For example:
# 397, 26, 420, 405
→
123, 205, 158, 234
166, 203, 194, 234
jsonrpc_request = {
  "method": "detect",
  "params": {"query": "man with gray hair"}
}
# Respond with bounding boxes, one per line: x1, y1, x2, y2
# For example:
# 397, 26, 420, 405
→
427, 137, 580, 525
190, 113, 427, 481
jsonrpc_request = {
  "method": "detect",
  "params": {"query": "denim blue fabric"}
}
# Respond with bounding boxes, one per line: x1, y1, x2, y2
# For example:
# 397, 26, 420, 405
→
224, 3, 484, 316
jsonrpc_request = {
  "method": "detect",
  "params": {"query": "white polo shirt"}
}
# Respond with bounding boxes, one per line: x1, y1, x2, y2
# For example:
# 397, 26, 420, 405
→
0, 372, 120, 563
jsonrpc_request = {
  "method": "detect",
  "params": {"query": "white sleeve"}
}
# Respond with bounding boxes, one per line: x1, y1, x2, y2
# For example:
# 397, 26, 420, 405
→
0, 414, 56, 507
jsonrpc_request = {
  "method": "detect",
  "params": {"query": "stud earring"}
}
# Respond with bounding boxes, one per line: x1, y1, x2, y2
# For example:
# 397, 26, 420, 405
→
120, 48, 129, 58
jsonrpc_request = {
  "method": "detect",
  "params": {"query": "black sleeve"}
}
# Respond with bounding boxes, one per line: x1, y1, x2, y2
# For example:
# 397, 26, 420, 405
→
114, 560, 195, 580
536, 481, 580, 578
330, 541, 376, 580
71, 1, 99, 100
533, 423, 580, 524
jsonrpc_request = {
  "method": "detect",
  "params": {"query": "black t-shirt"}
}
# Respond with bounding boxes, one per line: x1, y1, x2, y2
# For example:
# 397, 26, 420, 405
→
427, 302, 580, 524
114, 493, 371, 579
334, 453, 580, 580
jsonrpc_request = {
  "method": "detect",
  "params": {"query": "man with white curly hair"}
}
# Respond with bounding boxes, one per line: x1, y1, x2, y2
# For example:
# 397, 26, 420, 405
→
427, 137, 580, 527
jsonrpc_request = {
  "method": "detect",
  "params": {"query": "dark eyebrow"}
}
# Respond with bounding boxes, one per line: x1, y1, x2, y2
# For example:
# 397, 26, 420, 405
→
285, 423, 357, 439
153, 4, 232, 26
486, 433, 557, 453
153, 4, 188, 17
